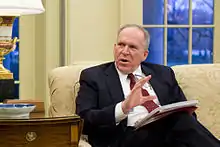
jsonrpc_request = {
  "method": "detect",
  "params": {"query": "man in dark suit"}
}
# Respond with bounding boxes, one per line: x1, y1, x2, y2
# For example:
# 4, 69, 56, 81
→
76, 24, 220, 147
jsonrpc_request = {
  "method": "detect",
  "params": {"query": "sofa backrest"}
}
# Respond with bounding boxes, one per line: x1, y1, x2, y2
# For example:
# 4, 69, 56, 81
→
171, 64, 220, 138
48, 62, 105, 117
48, 63, 220, 138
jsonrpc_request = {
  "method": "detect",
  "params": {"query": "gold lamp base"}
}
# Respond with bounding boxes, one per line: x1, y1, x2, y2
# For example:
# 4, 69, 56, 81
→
0, 64, 13, 79
0, 72, 13, 80
0, 16, 18, 80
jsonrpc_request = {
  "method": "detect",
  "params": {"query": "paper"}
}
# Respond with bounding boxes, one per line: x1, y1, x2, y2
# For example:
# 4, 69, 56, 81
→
134, 100, 198, 129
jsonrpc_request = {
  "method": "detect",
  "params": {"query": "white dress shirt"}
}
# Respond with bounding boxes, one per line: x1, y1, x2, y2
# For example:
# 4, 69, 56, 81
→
114, 65, 161, 126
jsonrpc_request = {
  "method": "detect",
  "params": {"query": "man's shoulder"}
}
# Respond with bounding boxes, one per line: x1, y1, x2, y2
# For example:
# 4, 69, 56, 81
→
81, 61, 114, 73
141, 62, 171, 71
141, 62, 175, 81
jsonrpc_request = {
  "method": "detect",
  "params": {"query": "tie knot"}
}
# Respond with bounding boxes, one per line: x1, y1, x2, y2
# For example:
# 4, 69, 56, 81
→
128, 73, 136, 89
127, 73, 135, 80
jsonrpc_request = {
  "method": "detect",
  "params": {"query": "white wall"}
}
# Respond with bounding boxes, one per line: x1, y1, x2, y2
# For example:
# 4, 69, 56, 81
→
19, 0, 122, 111
20, 0, 61, 112
67, 0, 120, 64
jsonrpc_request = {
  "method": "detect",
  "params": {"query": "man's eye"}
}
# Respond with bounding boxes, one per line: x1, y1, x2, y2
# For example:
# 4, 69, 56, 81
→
129, 45, 137, 50
130, 45, 135, 49
118, 43, 125, 47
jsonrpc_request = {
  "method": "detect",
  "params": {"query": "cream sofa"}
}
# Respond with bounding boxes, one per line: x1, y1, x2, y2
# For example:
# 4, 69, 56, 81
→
171, 64, 220, 138
48, 63, 220, 146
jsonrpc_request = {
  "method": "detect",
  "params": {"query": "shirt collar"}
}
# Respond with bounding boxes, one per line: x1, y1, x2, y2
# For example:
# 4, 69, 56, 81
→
114, 62, 142, 80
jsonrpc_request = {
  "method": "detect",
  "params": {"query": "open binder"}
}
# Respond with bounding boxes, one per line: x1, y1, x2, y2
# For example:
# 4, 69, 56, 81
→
134, 100, 198, 129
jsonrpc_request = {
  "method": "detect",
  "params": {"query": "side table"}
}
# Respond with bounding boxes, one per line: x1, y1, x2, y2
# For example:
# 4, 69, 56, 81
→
0, 115, 83, 147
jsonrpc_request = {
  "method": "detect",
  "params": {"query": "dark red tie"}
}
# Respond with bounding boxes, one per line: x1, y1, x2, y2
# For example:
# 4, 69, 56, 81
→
128, 73, 159, 112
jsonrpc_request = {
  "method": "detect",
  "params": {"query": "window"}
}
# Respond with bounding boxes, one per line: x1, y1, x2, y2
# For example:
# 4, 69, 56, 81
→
143, 0, 214, 66
3, 17, 19, 98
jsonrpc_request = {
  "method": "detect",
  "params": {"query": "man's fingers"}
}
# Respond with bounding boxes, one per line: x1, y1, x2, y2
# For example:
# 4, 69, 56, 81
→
134, 75, 152, 89
140, 75, 151, 84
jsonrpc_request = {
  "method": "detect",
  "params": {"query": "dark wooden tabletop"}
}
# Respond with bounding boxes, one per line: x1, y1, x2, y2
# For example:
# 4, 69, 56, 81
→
0, 114, 81, 125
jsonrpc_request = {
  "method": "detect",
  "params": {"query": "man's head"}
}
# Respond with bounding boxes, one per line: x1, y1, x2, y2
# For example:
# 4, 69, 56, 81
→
114, 24, 150, 74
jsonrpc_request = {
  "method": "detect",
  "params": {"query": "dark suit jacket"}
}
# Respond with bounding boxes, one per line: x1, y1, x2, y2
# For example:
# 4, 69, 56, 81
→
76, 61, 188, 147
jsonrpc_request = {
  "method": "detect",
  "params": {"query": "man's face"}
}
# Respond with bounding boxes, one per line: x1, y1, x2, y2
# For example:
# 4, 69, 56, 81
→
114, 27, 148, 74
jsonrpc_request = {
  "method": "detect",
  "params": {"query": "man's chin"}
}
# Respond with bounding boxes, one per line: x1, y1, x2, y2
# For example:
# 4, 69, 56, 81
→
117, 66, 132, 74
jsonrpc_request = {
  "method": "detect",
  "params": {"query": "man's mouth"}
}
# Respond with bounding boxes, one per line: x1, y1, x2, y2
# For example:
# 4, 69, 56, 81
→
120, 59, 129, 63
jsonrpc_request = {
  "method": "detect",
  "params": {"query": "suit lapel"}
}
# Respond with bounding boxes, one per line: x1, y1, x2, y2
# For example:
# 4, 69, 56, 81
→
141, 63, 167, 105
104, 63, 125, 103
103, 62, 167, 105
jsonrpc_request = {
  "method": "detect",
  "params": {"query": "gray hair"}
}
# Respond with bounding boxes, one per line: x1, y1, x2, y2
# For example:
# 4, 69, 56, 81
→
117, 24, 150, 51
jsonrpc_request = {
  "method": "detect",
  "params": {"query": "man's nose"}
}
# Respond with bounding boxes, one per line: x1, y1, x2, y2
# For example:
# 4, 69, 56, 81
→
121, 45, 130, 54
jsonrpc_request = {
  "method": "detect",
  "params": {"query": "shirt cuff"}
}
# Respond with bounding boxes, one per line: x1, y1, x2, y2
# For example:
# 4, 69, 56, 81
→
115, 102, 127, 124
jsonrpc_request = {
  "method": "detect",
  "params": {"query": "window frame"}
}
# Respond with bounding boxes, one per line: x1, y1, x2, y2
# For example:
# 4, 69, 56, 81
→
142, 0, 215, 65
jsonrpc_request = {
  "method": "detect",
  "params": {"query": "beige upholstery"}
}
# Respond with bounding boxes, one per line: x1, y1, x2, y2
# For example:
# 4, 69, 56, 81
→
48, 63, 220, 145
48, 62, 104, 116
48, 62, 105, 147
171, 64, 220, 138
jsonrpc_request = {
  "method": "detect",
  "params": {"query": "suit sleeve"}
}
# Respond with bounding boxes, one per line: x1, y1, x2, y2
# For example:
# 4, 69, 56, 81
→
169, 67, 187, 102
76, 69, 117, 134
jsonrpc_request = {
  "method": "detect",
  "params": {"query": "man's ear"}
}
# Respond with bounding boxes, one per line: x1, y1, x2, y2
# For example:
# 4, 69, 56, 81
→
143, 50, 149, 59
113, 44, 117, 54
